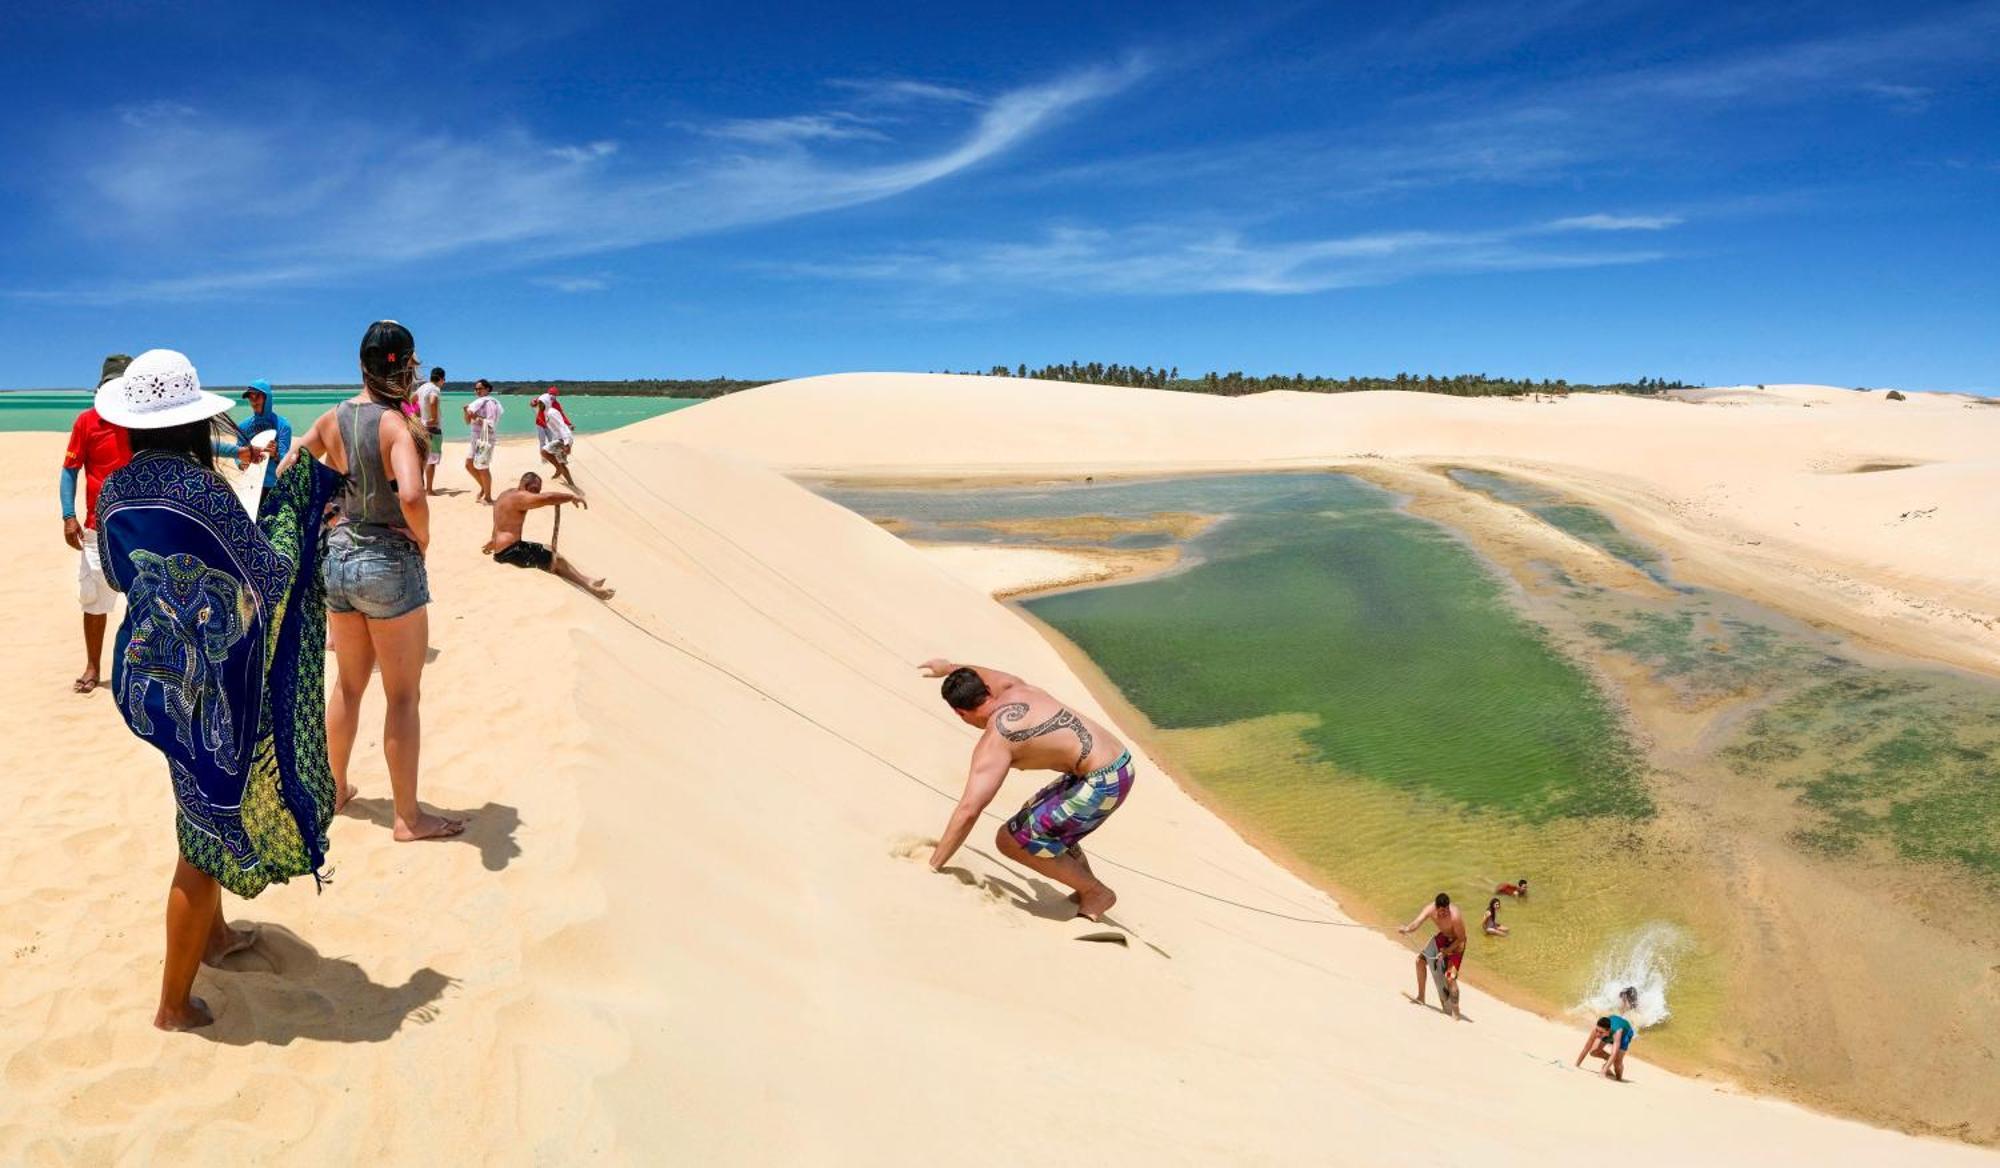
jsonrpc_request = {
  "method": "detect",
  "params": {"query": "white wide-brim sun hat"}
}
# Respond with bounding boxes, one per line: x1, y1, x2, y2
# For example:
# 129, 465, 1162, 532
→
95, 348, 236, 429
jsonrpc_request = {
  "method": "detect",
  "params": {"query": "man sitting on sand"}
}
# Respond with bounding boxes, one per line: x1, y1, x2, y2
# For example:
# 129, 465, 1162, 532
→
919, 658, 1137, 922
483, 472, 614, 598
1399, 892, 1468, 1018
1577, 1013, 1637, 1081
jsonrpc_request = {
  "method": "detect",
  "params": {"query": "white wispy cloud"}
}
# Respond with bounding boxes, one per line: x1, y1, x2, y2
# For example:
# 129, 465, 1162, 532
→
25, 58, 1146, 303
1542, 213, 1681, 231
118, 100, 197, 129
548, 140, 619, 163
701, 114, 889, 145
533, 274, 611, 293
776, 215, 1678, 296
828, 78, 982, 106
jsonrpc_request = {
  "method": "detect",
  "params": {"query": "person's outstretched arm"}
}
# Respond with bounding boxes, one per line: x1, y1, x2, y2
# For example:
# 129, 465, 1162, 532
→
929, 733, 1011, 871
1397, 904, 1434, 934
1576, 1030, 1602, 1066
919, 658, 1025, 692
525, 491, 586, 510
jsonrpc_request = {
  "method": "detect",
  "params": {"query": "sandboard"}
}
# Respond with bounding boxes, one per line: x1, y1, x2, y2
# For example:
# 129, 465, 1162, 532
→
232, 431, 278, 517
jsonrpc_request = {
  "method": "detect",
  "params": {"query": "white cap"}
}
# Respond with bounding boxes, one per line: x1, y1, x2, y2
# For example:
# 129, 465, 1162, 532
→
94, 349, 235, 429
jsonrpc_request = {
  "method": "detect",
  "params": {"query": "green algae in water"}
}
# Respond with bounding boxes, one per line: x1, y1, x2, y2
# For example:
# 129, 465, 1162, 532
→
1725, 668, 2000, 878
1025, 474, 1651, 822
1448, 467, 1673, 585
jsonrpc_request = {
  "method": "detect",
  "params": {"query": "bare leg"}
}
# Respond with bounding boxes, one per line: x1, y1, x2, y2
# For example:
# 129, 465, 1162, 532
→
994, 827, 1115, 920
424, 462, 438, 494
368, 605, 462, 841
204, 898, 257, 964
76, 611, 108, 693
326, 610, 375, 813
157, 857, 218, 1031
1413, 953, 1429, 1006
550, 553, 614, 599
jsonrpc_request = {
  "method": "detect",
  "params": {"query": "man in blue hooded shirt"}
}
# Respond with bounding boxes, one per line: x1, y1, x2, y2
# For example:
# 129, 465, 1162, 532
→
237, 379, 292, 488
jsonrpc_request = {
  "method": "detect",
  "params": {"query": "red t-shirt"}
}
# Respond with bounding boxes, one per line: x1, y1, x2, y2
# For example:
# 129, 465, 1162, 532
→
63, 408, 132, 530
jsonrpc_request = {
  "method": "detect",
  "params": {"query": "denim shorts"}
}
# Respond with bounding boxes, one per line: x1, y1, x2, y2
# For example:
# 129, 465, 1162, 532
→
322, 526, 430, 620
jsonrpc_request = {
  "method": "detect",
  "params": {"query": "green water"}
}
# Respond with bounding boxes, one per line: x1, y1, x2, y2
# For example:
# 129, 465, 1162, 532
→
1448, 467, 1674, 585
1023, 476, 1649, 821
0, 389, 699, 439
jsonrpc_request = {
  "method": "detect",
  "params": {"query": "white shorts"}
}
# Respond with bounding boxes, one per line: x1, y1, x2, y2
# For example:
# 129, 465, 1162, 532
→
537, 426, 572, 456
78, 535, 117, 615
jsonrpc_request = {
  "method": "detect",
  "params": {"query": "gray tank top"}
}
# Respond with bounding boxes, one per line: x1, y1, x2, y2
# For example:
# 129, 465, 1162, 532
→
334, 400, 407, 530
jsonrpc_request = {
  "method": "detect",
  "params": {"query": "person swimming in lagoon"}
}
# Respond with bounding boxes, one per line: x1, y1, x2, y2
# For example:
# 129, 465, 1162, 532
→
1578, 1013, 1637, 1081
1400, 892, 1468, 1018
919, 658, 1136, 922
1496, 877, 1528, 897
1482, 897, 1509, 937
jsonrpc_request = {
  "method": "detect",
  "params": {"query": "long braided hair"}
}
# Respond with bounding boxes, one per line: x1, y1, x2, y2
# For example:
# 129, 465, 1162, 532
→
357, 319, 430, 457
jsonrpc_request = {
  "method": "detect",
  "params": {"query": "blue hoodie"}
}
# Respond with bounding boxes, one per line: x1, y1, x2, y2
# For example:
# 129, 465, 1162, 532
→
238, 379, 293, 487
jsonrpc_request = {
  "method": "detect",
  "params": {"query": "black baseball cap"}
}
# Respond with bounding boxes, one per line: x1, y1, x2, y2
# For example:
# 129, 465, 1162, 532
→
360, 320, 417, 379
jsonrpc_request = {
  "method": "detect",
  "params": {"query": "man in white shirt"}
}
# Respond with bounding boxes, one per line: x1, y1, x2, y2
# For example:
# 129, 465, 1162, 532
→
463, 378, 504, 504
532, 386, 578, 490
415, 366, 445, 494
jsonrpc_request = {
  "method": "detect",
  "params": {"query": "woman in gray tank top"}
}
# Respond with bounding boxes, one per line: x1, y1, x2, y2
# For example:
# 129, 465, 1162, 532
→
281, 320, 464, 841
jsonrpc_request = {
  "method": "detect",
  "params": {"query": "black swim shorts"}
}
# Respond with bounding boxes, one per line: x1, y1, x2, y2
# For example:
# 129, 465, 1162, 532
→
495, 540, 554, 571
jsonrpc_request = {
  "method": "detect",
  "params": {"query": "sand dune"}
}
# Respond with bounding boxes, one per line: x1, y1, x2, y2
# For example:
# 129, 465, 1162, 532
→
2, 374, 1995, 1165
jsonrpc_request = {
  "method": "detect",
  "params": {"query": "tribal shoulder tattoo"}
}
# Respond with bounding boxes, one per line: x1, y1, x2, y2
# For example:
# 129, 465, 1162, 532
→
994, 702, 1095, 771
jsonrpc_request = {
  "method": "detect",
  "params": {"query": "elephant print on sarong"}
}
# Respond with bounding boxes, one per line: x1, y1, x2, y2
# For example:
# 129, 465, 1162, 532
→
121, 550, 255, 772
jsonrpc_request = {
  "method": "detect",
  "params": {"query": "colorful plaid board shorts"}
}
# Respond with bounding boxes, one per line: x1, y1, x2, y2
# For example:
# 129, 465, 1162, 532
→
1005, 752, 1136, 859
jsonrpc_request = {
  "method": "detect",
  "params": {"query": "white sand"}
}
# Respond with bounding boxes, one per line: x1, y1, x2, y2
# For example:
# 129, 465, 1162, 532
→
1, 375, 1994, 1165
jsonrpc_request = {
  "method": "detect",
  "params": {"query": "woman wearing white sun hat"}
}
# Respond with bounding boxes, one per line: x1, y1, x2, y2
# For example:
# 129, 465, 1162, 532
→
94, 349, 344, 1031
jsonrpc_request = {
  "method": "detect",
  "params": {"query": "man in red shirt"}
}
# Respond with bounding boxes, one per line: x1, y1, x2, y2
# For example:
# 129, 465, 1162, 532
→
59, 354, 134, 694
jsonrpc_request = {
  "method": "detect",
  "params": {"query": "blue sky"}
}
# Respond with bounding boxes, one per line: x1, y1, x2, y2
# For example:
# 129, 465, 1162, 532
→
3, 1, 1996, 390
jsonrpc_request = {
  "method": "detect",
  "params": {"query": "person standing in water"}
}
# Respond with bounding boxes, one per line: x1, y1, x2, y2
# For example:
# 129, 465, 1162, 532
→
463, 378, 503, 504
94, 350, 344, 1030
1400, 892, 1468, 1018
59, 353, 134, 694
414, 366, 445, 495
919, 658, 1137, 922
1578, 1014, 1637, 1080
281, 320, 462, 841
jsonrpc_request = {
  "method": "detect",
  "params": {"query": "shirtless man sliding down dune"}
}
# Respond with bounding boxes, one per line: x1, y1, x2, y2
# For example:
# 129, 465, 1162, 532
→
483, 472, 614, 598
921, 658, 1137, 921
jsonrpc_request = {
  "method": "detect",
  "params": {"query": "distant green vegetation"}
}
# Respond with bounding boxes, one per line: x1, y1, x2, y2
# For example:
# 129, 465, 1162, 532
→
945, 362, 1693, 397
476, 378, 774, 398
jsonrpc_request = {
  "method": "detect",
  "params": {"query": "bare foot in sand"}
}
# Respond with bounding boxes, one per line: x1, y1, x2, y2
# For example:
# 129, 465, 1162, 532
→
334, 782, 356, 814
155, 995, 213, 1032
204, 922, 259, 965
395, 811, 466, 842
589, 579, 615, 600
72, 668, 99, 694
1076, 887, 1116, 922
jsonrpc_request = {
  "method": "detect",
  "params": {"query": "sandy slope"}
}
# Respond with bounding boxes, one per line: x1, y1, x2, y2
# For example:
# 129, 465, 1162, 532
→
0, 378, 1993, 1165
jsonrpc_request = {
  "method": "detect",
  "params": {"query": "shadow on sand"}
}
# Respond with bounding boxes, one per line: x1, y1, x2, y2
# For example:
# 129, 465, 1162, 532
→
341, 798, 523, 871
196, 924, 454, 1046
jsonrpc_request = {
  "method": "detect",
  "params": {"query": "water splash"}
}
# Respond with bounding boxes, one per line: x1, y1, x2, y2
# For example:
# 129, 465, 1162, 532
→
1577, 921, 1688, 1029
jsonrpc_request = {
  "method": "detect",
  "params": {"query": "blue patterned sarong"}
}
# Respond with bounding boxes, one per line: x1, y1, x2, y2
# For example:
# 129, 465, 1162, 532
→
99, 451, 342, 897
